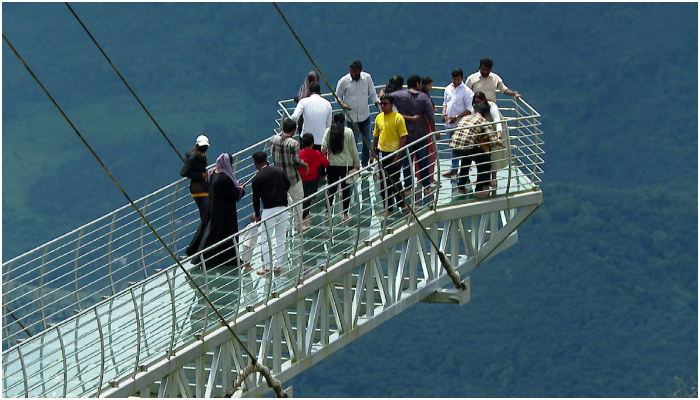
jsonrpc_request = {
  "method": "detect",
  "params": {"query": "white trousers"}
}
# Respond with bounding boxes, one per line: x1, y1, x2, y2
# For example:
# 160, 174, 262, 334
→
288, 180, 304, 227
259, 206, 288, 270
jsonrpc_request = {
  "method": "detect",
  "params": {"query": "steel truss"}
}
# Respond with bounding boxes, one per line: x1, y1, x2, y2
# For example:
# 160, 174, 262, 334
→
99, 190, 542, 398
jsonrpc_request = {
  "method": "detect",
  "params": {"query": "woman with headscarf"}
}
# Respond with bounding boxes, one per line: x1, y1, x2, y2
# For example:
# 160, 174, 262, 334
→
186, 153, 246, 270
294, 71, 320, 136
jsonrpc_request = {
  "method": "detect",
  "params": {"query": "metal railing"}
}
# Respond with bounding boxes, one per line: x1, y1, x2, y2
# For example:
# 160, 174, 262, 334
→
2, 89, 543, 397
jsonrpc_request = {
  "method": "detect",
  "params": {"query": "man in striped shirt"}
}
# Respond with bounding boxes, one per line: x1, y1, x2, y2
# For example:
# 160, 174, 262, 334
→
270, 119, 309, 229
449, 103, 498, 196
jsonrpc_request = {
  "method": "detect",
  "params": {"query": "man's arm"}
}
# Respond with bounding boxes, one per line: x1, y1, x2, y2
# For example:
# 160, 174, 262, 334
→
336, 78, 349, 110
366, 74, 380, 109
441, 88, 449, 121
291, 99, 304, 122
422, 94, 437, 136
465, 88, 474, 114
395, 115, 408, 162
370, 136, 379, 163
252, 179, 261, 220
499, 78, 522, 100
465, 75, 474, 91
503, 88, 522, 100
399, 135, 407, 149
427, 115, 437, 137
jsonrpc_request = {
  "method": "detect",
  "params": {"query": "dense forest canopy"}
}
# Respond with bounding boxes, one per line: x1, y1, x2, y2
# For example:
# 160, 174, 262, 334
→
2, 2, 697, 397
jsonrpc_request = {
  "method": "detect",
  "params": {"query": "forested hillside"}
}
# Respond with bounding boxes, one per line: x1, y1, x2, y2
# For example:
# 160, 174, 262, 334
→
2, 2, 697, 397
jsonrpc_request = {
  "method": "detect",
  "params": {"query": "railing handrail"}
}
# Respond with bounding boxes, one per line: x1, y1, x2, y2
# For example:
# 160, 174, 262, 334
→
2, 92, 543, 398
2, 86, 533, 268
2, 92, 541, 352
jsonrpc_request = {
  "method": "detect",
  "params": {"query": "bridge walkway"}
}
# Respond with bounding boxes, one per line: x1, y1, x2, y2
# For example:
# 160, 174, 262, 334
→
2, 90, 543, 397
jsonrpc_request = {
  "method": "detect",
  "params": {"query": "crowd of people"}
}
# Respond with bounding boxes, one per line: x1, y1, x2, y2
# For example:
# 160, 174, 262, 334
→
180, 58, 523, 274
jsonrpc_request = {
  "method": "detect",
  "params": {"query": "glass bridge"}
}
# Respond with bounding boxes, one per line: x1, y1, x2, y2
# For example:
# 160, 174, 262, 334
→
2, 88, 543, 398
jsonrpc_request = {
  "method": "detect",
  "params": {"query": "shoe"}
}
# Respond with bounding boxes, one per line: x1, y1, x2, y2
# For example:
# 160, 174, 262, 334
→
474, 187, 491, 198
256, 267, 281, 276
294, 225, 308, 232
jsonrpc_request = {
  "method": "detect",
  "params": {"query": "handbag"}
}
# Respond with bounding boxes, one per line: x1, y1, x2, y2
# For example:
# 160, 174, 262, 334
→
345, 168, 359, 184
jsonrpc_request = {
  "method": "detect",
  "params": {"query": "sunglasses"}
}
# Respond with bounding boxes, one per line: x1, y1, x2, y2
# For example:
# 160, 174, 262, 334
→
380, 102, 390, 106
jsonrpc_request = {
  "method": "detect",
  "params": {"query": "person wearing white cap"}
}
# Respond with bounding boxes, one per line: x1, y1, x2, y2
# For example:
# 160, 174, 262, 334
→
180, 135, 211, 220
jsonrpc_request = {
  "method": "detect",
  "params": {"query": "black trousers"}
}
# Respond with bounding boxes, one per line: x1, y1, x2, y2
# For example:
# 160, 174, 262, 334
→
378, 151, 405, 211
301, 178, 319, 219
326, 165, 352, 212
193, 195, 209, 221
453, 147, 491, 192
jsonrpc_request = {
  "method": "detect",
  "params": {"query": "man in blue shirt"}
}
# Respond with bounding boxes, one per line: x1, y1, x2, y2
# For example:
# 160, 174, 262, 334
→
390, 75, 437, 196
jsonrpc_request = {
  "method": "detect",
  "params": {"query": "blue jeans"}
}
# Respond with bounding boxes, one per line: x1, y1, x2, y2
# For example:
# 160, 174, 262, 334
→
448, 130, 459, 174
347, 117, 372, 167
402, 144, 430, 190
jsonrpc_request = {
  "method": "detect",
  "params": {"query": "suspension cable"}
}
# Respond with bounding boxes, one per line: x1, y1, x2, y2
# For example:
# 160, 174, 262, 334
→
4, 305, 33, 339
272, 3, 466, 291
64, 2, 184, 163
2, 33, 287, 398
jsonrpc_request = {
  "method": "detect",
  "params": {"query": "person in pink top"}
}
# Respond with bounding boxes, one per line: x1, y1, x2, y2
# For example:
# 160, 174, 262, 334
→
298, 133, 329, 225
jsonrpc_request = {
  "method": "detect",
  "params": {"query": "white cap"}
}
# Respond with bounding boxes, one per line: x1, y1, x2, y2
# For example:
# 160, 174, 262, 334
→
196, 135, 210, 147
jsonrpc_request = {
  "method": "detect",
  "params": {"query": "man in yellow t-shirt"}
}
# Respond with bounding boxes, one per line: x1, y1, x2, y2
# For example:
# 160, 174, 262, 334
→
371, 94, 408, 214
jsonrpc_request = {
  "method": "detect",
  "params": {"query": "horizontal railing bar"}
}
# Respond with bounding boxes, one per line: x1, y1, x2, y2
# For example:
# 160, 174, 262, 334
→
3, 93, 542, 399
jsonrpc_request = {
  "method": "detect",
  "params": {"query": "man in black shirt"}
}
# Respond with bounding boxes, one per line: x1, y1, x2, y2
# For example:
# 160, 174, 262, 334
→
251, 151, 291, 275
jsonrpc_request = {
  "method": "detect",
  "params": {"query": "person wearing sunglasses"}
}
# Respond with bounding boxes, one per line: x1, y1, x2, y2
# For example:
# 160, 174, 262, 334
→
370, 94, 409, 215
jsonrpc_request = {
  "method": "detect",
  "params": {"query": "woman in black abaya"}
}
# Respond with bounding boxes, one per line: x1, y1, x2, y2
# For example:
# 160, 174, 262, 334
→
186, 153, 245, 269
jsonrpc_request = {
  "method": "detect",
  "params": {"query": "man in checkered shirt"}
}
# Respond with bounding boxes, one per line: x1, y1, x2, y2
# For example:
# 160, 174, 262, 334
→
270, 119, 309, 229
449, 103, 499, 196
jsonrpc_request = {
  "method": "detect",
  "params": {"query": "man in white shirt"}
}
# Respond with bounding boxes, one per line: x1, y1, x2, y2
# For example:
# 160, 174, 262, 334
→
335, 59, 380, 167
441, 68, 474, 177
291, 82, 332, 149
465, 58, 522, 103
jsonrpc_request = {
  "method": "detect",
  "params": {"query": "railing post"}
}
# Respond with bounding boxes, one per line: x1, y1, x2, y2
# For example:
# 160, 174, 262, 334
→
171, 182, 181, 253
39, 246, 49, 331
432, 132, 441, 211
3, 262, 11, 349
56, 325, 68, 398
108, 213, 117, 295
139, 198, 150, 279
129, 288, 142, 379
94, 307, 106, 397
325, 186, 334, 271
353, 170, 362, 256
16, 344, 29, 398
165, 269, 176, 357
74, 229, 84, 312
201, 253, 210, 335
262, 218, 274, 302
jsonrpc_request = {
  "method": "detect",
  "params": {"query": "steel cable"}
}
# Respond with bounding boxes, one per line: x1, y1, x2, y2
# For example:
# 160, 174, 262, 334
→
64, 2, 185, 163
272, 3, 466, 291
2, 33, 289, 398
